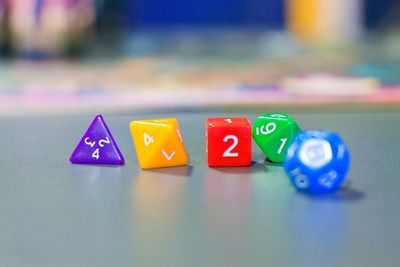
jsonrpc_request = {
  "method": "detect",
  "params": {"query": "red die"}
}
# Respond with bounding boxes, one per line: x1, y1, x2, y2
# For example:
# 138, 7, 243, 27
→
206, 118, 252, 167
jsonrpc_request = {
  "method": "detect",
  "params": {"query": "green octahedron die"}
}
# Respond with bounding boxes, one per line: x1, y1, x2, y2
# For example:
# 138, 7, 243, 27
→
252, 113, 301, 163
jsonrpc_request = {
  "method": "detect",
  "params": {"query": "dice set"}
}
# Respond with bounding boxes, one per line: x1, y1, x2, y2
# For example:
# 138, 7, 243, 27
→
70, 114, 351, 193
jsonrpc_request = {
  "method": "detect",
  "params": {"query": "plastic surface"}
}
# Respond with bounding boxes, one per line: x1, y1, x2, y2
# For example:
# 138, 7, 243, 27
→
252, 112, 301, 162
70, 114, 124, 164
284, 130, 350, 193
130, 118, 189, 169
207, 117, 252, 167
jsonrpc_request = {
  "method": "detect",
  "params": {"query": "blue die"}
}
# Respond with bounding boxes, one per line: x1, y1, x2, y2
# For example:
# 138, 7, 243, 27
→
284, 131, 350, 193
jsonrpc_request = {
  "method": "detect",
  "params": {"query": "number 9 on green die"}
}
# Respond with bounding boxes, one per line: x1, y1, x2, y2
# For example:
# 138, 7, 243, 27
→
252, 113, 301, 163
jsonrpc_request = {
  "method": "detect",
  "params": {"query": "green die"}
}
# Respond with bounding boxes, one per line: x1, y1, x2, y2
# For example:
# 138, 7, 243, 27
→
252, 113, 301, 163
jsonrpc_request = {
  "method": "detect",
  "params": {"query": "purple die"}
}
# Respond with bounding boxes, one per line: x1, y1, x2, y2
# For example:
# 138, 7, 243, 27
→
70, 115, 124, 165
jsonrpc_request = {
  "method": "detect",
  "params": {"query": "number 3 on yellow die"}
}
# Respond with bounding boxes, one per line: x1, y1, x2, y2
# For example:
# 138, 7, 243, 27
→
129, 118, 189, 169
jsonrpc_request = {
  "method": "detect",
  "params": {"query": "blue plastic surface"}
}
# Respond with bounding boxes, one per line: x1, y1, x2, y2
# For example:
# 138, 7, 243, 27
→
284, 131, 350, 193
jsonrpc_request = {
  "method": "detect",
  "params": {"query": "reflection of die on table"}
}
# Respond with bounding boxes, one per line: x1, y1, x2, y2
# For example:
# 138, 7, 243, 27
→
284, 131, 351, 193
130, 118, 189, 169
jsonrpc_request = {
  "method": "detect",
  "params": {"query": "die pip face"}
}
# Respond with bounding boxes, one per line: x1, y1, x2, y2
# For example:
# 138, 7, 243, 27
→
207, 118, 252, 167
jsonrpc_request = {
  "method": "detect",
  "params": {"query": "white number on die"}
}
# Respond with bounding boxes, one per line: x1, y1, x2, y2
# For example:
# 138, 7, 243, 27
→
98, 137, 110, 147
176, 128, 183, 142
270, 114, 286, 118
318, 170, 338, 188
84, 137, 96, 147
256, 122, 276, 136
223, 135, 239, 157
92, 148, 100, 159
278, 138, 288, 154
161, 149, 175, 160
143, 132, 154, 147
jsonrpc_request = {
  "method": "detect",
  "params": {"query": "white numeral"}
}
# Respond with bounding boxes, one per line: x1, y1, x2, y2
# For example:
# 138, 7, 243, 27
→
270, 114, 286, 118
223, 135, 239, 157
162, 149, 175, 161
256, 122, 276, 136
92, 148, 100, 159
337, 144, 345, 159
278, 138, 288, 154
143, 133, 154, 147
176, 128, 183, 142
84, 137, 96, 147
290, 168, 309, 189
318, 170, 338, 188
98, 137, 110, 147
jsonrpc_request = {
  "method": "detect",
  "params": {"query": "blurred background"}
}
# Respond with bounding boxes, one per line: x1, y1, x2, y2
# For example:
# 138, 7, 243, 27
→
0, 0, 400, 115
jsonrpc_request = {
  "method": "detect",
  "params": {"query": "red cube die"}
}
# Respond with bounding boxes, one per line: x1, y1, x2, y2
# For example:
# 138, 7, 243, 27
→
206, 118, 252, 167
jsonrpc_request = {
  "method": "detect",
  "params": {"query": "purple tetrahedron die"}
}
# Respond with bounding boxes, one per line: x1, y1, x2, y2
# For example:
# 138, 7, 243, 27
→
70, 115, 124, 164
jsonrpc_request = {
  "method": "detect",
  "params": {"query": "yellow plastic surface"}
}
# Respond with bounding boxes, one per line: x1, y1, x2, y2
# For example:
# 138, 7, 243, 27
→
130, 118, 189, 169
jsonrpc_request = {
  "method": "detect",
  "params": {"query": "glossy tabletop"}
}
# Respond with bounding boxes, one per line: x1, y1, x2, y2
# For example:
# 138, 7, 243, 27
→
0, 109, 399, 267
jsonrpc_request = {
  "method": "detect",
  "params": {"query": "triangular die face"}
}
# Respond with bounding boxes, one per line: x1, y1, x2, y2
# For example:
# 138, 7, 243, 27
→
253, 116, 290, 141
70, 115, 124, 164
142, 126, 188, 169
256, 120, 301, 163
130, 119, 171, 155
130, 118, 188, 169
262, 126, 293, 162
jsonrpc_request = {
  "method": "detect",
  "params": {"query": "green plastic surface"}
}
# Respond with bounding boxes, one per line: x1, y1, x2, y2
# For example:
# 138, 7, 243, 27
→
252, 113, 301, 162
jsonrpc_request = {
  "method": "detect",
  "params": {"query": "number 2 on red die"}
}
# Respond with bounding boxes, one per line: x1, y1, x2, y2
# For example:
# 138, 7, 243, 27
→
206, 118, 252, 167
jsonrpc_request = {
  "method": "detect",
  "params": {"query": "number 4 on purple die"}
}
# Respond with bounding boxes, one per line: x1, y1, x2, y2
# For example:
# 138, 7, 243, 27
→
70, 115, 124, 165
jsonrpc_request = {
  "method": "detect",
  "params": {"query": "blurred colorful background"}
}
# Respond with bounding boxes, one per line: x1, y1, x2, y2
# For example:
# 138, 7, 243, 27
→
0, 0, 400, 115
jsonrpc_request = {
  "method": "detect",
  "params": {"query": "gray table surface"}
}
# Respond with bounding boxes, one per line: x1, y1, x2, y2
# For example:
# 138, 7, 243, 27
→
0, 109, 399, 267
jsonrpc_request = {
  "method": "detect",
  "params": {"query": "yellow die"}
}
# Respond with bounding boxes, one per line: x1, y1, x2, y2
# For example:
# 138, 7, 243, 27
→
130, 118, 189, 169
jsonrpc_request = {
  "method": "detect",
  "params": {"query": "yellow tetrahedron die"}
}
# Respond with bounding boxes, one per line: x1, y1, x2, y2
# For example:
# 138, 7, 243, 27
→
130, 118, 189, 169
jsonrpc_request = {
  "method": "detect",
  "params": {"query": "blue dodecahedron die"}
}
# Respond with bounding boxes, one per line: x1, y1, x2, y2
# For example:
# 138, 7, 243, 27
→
284, 131, 350, 193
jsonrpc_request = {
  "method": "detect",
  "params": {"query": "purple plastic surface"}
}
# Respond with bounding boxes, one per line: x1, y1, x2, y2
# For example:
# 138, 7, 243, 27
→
70, 115, 124, 164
